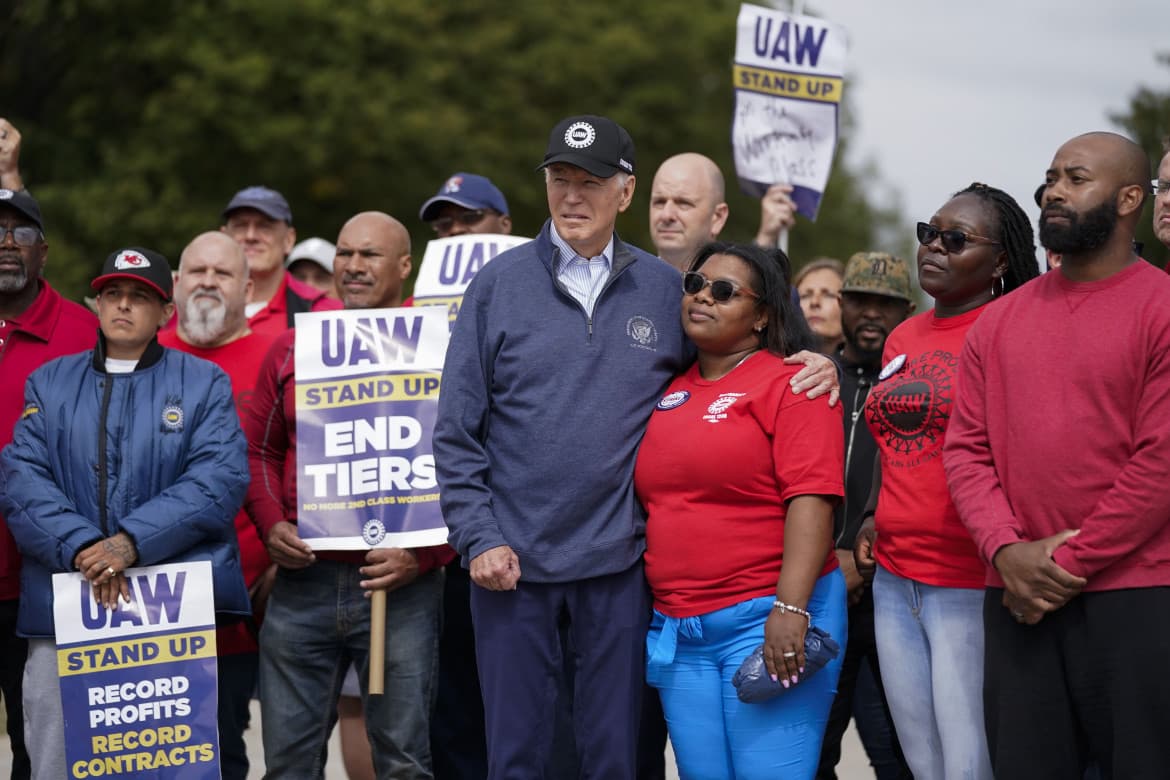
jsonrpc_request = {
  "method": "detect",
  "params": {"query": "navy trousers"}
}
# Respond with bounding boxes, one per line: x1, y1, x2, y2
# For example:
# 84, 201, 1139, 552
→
471, 564, 650, 780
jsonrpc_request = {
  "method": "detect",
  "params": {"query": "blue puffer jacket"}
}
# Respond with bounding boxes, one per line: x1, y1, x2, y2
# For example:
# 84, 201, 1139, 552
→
0, 336, 250, 638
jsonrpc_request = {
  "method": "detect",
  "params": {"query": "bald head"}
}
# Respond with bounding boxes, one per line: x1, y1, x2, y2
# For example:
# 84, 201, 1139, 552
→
1071, 132, 1151, 192
650, 153, 729, 272
175, 231, 253, 347
334, 211, 413, 309
180, 231, 248, 276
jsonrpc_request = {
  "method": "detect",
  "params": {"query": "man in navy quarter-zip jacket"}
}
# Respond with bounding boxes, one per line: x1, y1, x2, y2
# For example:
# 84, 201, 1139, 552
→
0, 247, 249, 780
434, 115, 691, 780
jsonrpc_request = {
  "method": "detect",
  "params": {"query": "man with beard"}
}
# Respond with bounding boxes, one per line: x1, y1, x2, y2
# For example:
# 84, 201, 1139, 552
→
818, 252, 914, 780
945, 132, 1170, 779
157, 231, 277, 780
1154, 137, 1170, 253
0, 185, 96, 779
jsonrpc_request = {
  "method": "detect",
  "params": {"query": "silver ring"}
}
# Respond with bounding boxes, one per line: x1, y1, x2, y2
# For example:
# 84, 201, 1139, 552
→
782, 651, 797, 658
1011, 610, 1024, 620
106, 566, 116, 577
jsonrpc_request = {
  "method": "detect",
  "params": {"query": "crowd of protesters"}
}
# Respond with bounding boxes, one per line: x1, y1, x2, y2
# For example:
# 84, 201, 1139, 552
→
1, 110, 1169, 780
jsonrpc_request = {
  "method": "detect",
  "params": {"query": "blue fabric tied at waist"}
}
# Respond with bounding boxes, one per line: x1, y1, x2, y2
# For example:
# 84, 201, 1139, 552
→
647, 610, 704, 669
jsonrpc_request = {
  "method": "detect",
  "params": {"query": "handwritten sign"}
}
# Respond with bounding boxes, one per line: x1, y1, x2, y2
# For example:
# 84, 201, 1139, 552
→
732, 3, 848, 220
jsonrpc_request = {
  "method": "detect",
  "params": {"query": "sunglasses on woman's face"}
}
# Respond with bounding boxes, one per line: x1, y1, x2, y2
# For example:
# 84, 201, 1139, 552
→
916, 222, 1002, 254
682, 271, 759, 303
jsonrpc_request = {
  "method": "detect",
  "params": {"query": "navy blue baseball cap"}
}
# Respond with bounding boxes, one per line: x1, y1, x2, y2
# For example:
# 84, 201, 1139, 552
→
0, 188, 44, 231
222, 186, 293, 224
419, 173, 510, 222
538, 115, 635, 178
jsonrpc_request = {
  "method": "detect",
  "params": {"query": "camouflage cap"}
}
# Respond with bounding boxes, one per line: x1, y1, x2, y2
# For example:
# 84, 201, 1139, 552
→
840, 251, 913, 302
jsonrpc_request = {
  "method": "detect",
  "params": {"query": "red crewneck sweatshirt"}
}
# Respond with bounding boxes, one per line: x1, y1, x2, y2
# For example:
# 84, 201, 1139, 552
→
945, 261, 1170, 591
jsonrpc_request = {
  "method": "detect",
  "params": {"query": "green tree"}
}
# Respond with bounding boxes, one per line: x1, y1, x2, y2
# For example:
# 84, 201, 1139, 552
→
1, 0, 901, 301
1111, 52, 1170, 269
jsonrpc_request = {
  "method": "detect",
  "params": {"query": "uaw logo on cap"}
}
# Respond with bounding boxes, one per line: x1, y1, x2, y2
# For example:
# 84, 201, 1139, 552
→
115, 250, 151, 270
362, 518, 387, 546
443, 176, 463, 193
564, 121, 596, 149
160, 399, 185, 433
0, 189, 13, 200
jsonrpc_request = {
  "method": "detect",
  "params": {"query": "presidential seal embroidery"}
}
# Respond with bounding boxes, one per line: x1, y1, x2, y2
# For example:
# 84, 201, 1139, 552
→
627, 316, 658, 349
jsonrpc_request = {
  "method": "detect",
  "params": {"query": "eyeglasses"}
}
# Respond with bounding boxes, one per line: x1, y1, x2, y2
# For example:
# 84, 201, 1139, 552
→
916, 222, 1002, 254
682, 271, 759, 303
430, 209, 491, 234
1153, 179, 1170, 196
0, 225, 42, 247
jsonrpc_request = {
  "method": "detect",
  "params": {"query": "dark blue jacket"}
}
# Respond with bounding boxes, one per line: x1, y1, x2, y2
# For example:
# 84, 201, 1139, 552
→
434, 221, 693, 582
0, 337, 250, 638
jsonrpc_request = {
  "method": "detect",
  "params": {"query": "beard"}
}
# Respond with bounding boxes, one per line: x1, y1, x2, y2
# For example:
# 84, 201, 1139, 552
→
0, 266, 27, 293
843, 324, 887, 365
1039, 198, 1117, 254
179, 290, 231, 346
0, 253, 28, 293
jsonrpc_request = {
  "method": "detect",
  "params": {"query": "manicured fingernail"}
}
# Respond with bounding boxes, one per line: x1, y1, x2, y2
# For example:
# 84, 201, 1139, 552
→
791, 675, 799, 684
770, 674, 778, 682
799, 667, 805, 674
781, 679, 790, 689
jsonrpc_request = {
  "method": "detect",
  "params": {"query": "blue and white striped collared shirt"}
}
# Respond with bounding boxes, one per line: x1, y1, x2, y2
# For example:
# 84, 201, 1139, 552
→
551, 226, 614, 317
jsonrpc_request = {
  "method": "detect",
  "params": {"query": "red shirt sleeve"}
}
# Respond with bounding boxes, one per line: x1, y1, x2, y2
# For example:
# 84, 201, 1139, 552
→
244, 332, 296, 540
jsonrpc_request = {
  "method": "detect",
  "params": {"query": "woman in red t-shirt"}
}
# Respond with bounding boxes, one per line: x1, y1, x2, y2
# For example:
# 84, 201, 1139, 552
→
635, 242, 845, 779
853, 183, 1040, 780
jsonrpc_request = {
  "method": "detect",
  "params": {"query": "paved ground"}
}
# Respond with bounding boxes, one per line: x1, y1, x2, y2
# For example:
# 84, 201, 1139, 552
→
0, 702, 875, 778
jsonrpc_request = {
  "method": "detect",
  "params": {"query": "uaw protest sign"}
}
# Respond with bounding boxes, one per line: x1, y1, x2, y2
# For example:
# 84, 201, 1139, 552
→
411, 233, 530, 328
294, 306, 451, 550
53, 562, 220, 779
732, 3, 848, 220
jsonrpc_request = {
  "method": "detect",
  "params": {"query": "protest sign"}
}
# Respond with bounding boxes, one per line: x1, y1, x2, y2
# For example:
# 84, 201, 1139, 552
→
412, 233, 530, 326
294, 306, 451, 550
53, 562, 219, 779
732, 3, 848, 220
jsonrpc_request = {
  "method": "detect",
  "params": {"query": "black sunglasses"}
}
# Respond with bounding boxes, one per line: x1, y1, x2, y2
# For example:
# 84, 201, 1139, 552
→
682, 271, 758, 303
0, 225, 42, 247
916, 222, 1002, 254
430, 209, 492, 234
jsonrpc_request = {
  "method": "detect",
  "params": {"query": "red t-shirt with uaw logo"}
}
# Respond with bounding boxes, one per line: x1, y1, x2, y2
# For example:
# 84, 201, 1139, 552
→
635, 351, 843, 618
865, 305, 987, 588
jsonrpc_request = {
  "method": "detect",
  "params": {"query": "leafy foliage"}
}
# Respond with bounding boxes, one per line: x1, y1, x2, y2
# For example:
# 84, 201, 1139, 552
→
2, 0, 901, 300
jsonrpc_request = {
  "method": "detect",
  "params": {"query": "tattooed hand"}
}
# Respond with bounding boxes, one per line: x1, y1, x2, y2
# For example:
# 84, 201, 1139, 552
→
74, 532, 139, 584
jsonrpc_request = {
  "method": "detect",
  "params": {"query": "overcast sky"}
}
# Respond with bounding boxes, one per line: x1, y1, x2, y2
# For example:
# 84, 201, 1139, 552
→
809, 0, 1168, 251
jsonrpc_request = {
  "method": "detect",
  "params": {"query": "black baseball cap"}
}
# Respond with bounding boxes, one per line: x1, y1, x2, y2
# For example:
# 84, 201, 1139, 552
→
537, 115, 635, 178
91, 247, 173, 301
0, 188, 44, 231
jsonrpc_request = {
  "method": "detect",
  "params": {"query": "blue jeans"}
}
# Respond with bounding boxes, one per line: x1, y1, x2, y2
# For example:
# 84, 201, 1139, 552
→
259, 561, 442, 779
647, 570, 847, 780
872, 565, 992, 780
